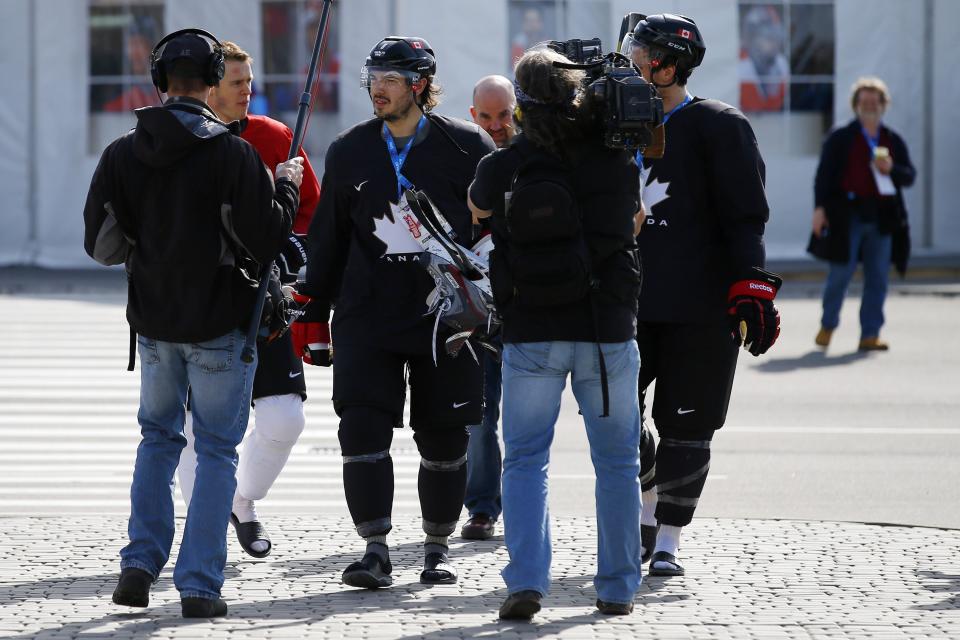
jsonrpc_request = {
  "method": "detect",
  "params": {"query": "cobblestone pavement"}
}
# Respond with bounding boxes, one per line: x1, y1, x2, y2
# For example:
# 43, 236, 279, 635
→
2, 515, 958, 639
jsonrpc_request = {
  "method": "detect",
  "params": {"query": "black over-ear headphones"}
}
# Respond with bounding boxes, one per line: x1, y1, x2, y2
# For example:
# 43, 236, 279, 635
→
150, 28, 225, 93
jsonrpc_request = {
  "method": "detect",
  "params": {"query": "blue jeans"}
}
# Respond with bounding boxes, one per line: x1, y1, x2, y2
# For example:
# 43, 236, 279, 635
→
821, 215, 892, 338
465, 350, 503, 520
121, 329, 255, 600
500, 340, 642, 605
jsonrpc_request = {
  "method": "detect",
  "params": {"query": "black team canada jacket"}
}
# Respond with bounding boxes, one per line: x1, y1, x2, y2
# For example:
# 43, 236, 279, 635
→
636, 97, 769, 325
300, 114, 495, 347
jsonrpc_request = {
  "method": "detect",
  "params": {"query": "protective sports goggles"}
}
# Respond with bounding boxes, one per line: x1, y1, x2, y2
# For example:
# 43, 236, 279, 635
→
620, 36, 663, 69
360, 66, 422, 89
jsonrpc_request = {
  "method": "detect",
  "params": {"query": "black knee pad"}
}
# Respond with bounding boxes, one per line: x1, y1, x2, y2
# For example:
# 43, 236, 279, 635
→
343, 457, 394, 537
338, 406, 395, 456
339, 406, 396, 537
414, 426, 468, 536
639, 420, 657, 492
654, 433, 713, 527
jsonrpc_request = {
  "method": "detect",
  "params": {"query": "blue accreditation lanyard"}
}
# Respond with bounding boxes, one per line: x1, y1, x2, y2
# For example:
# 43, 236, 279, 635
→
636, 93, 693, 167
384, 114, 427, 200
860, 123, 881, 155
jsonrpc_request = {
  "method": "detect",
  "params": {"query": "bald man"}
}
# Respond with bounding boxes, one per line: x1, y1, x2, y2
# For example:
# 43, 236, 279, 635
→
470, 75, 516, 149
460, 75, 515, 541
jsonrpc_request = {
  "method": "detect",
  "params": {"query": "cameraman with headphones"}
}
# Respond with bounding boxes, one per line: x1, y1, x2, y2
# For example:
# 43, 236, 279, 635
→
469, 47, 644, 618
83, 29, 303, 618
622, 14, 780, 577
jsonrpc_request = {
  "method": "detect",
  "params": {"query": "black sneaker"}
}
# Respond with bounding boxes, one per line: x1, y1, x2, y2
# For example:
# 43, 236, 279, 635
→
596, 599, 634, 615
111, 567, 153, 608
499, 590, 542, 620
342, 552, 393, 589
420, 551, 457, 584
181, 597, 228, 618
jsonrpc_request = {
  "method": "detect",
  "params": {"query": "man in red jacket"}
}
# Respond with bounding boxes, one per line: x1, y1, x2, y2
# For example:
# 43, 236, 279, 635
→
176, 40, 321, 559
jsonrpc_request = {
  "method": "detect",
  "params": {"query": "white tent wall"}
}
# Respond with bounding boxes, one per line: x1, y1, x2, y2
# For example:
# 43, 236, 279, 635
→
835, 0, 923, 248
338, 1, 392, 136
0, 0, 31, 264
932, 0, 960, 251
166, 1, 262, 76
2, 0, 957, 269
34, 0, 91, 267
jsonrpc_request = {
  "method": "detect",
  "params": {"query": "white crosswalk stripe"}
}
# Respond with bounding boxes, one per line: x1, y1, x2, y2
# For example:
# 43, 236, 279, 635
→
0, 294, 422, 516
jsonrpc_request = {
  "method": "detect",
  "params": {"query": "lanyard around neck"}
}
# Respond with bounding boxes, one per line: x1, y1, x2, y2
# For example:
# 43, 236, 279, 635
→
860, 123, 881, 154
663, 93, 693, 125
383, 114, 427, 200
636, 93, 693, 168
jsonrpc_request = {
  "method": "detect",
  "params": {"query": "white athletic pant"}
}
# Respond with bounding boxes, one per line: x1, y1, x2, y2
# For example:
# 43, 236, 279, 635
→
177, 393, 306, 509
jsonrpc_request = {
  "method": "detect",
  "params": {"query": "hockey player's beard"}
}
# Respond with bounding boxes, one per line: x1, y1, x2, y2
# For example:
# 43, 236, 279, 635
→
374, 92, 417, 122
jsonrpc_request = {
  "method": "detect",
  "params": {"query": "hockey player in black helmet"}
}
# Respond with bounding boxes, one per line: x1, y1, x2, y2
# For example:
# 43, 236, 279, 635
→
620, 13, 705, 88
292, 36, 496, 589
623, 13, 782, 577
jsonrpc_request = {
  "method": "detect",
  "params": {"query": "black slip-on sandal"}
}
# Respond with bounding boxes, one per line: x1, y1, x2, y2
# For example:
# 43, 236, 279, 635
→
230, 513, 272, 558
648, 550, 684, 576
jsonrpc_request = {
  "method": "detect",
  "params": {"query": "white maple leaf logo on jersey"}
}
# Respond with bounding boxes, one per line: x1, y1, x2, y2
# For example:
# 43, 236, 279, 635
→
643, 176, 671, 212
372, 201, 424, 256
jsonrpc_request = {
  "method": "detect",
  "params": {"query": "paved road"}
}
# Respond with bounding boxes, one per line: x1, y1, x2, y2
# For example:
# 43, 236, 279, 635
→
3, 515, 959, 639
2, 283, 959, 638
1, 284, 957, 527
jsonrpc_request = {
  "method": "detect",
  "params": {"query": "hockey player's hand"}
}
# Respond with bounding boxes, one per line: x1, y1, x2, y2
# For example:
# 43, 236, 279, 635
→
290, 291, 331, 366
275, 157, 304, 188
727, 267, 782, 357
277, 234, 307, 285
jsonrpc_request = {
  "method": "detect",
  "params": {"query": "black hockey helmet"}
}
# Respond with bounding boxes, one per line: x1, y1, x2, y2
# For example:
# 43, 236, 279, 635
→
625, 14, 705, 80
361, 36, 436, 87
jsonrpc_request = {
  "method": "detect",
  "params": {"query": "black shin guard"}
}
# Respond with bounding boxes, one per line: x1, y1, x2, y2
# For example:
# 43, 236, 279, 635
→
339, 406, 396, 537
654, 435, 712, 527
639, 420, 657, 493
414, 427, 468, 536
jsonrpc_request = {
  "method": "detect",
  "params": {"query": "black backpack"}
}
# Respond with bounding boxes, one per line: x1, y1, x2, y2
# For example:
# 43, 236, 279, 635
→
499, 148, 594, 308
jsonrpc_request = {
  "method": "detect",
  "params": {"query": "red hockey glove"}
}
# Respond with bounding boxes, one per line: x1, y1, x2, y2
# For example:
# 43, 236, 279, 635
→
727, 267, 782, 357
290, 291, 332, 366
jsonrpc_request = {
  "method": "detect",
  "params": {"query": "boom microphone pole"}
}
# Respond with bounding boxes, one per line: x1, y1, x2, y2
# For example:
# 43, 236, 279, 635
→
241, 0, 335, 364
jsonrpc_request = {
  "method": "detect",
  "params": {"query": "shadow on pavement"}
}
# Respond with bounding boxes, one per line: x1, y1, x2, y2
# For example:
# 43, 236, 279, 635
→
913, 570, 960, 611
8, 572, 667, 639
265, 538, 506, 581
752, 349, 870, 373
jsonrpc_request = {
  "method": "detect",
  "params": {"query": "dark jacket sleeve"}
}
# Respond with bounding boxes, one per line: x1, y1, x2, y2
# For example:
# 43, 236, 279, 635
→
300, 139, 352, 322
709, 107, 769, 278
888, 129, 916, 189
814, 123, 854, 209
83, 140, 136, 266
222, 139, 297, 265
468, 153, 498, 211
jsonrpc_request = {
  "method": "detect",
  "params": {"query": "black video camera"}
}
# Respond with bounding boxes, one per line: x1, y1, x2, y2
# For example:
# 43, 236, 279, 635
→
547, 38, 664, 154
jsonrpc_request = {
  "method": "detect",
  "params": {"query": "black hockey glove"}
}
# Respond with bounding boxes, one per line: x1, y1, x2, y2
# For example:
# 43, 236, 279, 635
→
276, 234, 307, 285
727, 267, 782, 357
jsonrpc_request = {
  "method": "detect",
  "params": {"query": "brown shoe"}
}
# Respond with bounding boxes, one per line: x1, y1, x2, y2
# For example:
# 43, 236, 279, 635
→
858, 337, 889, 351
460, 513, 495, 540
815, 327, 833, 347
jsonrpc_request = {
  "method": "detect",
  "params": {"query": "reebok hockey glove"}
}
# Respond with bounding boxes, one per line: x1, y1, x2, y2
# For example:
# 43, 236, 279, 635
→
727, 267, 782, 357
290, 291, 331, 366
276, 234, 307, 285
